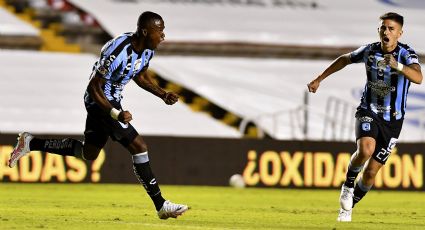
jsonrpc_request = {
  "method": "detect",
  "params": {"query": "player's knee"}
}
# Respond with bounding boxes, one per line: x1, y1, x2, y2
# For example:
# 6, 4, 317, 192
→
363, 168, 378, 181
358, 143, 374, 159
130, 136, 148, 153
82, 144, 101, 161
135, 143, 148, 153
83, 152, 99, 161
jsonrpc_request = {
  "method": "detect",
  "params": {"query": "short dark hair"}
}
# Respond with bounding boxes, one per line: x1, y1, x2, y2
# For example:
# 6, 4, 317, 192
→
380, 12, 403, 27
137, 11, 163, 29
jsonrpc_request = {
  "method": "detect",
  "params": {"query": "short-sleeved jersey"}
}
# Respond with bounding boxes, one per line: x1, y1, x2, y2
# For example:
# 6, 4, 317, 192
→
85, 32, 154, 106
350, 42, 420, 121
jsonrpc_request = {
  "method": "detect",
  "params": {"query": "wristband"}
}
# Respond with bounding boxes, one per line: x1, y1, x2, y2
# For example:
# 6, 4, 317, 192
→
396, 62, 404, 72
110, 108, 120, 120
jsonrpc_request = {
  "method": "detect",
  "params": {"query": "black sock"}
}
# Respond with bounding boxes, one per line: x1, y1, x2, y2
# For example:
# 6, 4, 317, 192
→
344, 167, 363, 188
132, 152, 165, 211
29, 137, 83, 157
353, 179, 372, 207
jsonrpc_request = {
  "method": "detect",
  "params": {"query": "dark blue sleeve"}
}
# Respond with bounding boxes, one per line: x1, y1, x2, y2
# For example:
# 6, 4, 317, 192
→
349, 45, 368, 63
401, 46, 419, 66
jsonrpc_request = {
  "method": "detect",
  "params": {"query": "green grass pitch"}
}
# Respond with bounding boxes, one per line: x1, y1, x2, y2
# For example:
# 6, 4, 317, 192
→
0, 184, 423, 229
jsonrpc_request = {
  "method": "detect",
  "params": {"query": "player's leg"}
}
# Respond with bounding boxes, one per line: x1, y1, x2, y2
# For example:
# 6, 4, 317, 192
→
80, 113, 109, 161
339, 111, 378, 211
338, 111, 378, 222
337, 137, 376, 222
9, 114, 108, 167
344, 137, 376, 188
352, 158, 382, 207
124, 133, 188, 219
8, 132, 84, 167
352, 121, 401, 208
126, 135, 166, 210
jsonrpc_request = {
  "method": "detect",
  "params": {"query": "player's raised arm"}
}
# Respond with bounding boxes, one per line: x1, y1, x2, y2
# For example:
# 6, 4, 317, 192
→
307, 53, 352, 93
133, 70, 179, 105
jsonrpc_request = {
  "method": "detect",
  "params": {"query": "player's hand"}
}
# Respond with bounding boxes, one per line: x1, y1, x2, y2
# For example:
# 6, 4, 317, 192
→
118, 110, 132, 123
384, 54, 398, 69
307, 78, 320, 93
163, 92, 179, 105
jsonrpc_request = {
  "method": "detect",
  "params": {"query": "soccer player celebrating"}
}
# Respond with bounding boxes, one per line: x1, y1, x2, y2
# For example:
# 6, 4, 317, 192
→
9, 11, 189, 220
307, 12, 422, 222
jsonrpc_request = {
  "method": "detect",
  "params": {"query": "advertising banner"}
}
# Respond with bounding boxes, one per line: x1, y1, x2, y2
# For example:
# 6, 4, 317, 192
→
0, 134, 423, 190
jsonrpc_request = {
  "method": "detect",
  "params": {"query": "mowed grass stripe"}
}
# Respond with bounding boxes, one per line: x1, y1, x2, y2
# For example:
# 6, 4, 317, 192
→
0, 184, 423, 229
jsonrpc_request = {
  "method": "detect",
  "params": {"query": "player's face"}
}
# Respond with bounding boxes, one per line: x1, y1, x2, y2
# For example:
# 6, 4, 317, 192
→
378, 19, 402, 52
146, 19, 165, 49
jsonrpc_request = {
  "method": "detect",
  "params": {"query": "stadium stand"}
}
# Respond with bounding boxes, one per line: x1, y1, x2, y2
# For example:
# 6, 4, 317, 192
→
1, 0, 424, 141
151, 56, 425, 142
0, 50, 242, 138
0, 5, 41, 49
68, 0, 425, 58
0, 0, 82, 52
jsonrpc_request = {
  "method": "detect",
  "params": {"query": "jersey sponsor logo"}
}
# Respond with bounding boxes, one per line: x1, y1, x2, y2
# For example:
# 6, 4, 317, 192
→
125, 62, 132, 71
378, 68, 384, 77
105, 60, 111, 67
370, 104, 391, 113
103, 55, 116, 68
111, 82, 124, 89
367, 80, 395, 98
368, 55, 375, 63
358, 116, 373, 123
134, 59, 142, 72
143, 50, 151, 66
361, 122, 371, 131
97, 65, 108, 75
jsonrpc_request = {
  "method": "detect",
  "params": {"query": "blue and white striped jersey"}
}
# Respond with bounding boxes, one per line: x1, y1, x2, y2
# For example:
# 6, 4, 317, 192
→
350, 42, 420, 121
85, 32, 154, 105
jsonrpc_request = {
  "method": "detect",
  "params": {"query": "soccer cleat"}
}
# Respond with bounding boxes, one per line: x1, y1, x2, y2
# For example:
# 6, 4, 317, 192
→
337, 208, 352, 222
157, 200, 189, 220
8, 132, 34, 168
339, 184, 354, 211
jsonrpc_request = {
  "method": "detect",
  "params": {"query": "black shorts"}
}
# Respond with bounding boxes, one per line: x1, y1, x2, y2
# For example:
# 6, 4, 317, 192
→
84, 102, 138, 148
355, 109, 403, 164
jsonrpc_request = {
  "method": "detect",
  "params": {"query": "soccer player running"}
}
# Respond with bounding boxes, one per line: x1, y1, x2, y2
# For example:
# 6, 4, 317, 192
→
307, 12, 422, 222
8, 11, 189, 220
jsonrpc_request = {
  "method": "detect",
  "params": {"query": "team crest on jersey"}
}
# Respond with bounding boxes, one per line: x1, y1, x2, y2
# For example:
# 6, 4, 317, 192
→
134, 59, 142, 71
377, 59, 387, 70
361, 122, 371, 131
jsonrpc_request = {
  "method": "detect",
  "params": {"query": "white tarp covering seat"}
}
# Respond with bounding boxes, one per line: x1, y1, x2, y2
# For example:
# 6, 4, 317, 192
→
0, 7, 38, 36
68, 0, 425, 53
0, 50, 241, 138
150, 56, 425, 142
0, 7, 41, 49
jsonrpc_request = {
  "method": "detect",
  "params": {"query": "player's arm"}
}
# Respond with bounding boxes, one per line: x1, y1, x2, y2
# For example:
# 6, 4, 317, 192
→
87, 72, 132, 123
133, 70, 179, 105
384, 54, 422, 84
307, 53, 352, 93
